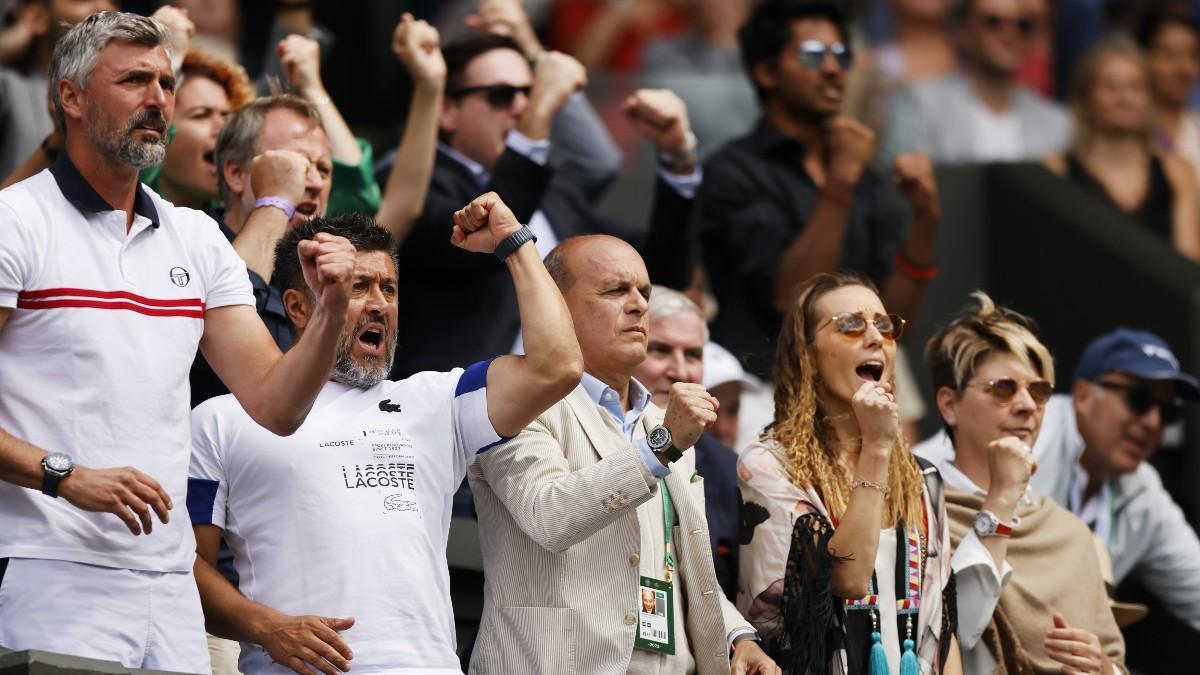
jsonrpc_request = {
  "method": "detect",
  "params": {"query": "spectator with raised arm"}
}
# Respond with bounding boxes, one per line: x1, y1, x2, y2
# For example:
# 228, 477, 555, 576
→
0, 12, 355, 671
189, 197, 582, 675
377, 13, 445, 247
276, 32, 380, 217
390, 0, 699, 379
695, 0, 939, 449
914, 294, 1126, 674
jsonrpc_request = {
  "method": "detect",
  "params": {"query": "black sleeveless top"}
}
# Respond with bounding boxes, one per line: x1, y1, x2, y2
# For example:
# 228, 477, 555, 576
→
1066, 153, 1174, 242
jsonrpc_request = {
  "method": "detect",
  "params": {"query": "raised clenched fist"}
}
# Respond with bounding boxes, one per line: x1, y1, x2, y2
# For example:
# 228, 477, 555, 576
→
825, 116, 875, 189
662, 382, 719, 451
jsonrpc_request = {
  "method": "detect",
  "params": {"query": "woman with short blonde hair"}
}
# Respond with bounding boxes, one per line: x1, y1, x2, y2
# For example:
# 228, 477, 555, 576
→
918, 292, 1126, 674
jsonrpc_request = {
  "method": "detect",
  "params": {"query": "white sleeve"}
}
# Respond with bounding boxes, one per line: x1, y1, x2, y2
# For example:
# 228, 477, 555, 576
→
451, 359, 507, 470
952, 530, 1012, 649
195, 212, 254, 310
0, 200, 34, 308
187, 399, 231, 529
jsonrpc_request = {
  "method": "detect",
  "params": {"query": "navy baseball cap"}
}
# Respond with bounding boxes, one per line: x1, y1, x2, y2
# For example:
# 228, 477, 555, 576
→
1074, 328, 1200, 399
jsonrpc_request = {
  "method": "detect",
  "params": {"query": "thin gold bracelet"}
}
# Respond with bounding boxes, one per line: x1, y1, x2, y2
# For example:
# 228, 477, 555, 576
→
851, 478, 888, 495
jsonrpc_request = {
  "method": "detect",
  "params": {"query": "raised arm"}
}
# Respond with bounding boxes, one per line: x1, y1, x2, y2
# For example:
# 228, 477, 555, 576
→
771, 117, 874, 314
201, 233, 354, 436
278, 34, 361, 167
880, 153, 939, 323
447, 192, 583, 436
467, 0, 621, 197
827, 381, 898, 599
624, 88, 700, 289
229, 149, 314, 281
377, 14, 445, 248
194, 525, 354, 675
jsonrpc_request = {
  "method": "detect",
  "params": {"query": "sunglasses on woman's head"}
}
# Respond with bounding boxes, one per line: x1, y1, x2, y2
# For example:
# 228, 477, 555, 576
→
446, 83, 532, 109
968, 378, 1054, 406
797, 40, 853, 70
1095, 380, 1184, 425
820, 312, 905, 341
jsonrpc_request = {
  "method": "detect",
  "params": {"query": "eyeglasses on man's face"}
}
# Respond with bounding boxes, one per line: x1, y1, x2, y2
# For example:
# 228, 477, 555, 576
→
966, 378, 1054, 406
1094, 380, 1184, 425
797, 39, 853, 71
447, 83, 532, 110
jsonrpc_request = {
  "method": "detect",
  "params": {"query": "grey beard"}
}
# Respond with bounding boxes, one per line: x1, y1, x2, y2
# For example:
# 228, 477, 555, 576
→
329, 327, 396, 389
86, 109, 168, 169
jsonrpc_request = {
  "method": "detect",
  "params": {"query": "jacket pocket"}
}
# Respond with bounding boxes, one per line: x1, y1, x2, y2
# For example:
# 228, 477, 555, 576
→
477, 606, 577, 675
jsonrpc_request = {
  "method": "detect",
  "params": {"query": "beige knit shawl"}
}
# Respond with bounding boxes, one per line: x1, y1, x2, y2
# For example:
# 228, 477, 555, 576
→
943, 489, 1127, 674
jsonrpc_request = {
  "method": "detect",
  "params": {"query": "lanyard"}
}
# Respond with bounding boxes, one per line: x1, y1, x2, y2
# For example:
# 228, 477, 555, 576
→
660, 479, 676, 585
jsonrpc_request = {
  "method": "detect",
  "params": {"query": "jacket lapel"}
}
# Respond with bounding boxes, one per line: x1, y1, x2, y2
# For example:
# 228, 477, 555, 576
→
563, 384, 621, 460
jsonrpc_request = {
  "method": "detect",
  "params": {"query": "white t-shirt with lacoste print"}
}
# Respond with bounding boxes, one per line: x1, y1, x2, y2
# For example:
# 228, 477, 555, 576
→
188, 360, 503, 675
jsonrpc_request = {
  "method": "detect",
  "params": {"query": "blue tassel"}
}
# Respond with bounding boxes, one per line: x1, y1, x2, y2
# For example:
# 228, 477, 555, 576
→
900, 638, 918, 675
868, 631, 890, 675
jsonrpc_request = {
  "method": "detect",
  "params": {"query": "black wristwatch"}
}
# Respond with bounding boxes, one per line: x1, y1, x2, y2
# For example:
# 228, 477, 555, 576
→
494, 226, 537, 261
646, 425, 683, 463
41, 452, 75, 498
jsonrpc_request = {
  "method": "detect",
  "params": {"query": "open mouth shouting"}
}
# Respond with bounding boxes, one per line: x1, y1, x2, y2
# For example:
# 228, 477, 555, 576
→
855, 358, 885, 383
356, 322, 387, 358
295, 200, 319, 220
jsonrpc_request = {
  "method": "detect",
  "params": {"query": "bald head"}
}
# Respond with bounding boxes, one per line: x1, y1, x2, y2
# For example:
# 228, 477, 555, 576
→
547, 235, 652, 381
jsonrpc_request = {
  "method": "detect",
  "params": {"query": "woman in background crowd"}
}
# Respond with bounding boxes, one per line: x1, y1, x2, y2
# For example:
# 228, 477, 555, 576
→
1045, 38, 1200, 261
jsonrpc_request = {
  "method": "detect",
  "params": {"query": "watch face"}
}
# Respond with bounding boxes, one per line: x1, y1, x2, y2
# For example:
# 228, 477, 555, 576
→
45, 453, 72, 472
973, 511, 994, 535
647, 426, 670, 450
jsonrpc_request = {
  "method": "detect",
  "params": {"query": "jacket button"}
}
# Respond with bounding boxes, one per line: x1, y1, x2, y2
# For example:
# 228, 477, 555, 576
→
625, 611, 637, 625
629, 552, 640, 566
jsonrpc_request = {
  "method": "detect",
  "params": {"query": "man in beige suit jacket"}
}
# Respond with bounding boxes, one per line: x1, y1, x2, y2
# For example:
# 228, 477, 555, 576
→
468, 235, 780, 675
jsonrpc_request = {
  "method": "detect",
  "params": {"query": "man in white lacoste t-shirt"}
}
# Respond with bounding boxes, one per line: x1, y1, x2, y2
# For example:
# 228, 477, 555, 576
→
188, 198, 582, 675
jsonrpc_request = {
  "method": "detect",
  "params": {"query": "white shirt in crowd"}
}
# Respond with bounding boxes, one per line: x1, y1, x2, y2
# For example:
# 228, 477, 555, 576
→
0, 160, 253, 573
188, 361, 503, 675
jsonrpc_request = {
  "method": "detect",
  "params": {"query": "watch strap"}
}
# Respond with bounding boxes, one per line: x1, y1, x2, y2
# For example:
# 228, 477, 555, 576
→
41, 462, 65, 498
660, 442, 683, 463
494, 226, 537, 261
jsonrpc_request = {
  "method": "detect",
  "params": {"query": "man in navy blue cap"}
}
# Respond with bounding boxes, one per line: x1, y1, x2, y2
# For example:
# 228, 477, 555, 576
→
1032, 328, 1200, 630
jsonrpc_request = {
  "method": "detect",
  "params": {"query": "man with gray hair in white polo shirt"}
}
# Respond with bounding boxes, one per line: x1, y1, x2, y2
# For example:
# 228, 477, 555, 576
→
0, 11, 357, 672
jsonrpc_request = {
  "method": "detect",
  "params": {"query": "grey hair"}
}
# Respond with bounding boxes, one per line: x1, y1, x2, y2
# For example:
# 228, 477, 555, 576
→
48, 11, 172, 132
214, 94, 323, 206
648, 285, 709, 342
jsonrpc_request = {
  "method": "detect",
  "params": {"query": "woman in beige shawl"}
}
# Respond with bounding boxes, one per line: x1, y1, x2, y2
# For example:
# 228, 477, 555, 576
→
917, 292, 1126, 674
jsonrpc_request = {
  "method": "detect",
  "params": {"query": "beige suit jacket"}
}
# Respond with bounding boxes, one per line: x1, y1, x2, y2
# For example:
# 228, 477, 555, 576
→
466, 384, 749, 675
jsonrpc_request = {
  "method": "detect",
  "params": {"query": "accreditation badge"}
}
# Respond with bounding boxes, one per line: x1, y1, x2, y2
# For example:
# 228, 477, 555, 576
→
634, 576, 675, 654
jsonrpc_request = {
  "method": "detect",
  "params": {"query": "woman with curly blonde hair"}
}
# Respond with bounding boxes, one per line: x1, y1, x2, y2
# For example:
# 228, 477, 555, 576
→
738, 271, 961, 675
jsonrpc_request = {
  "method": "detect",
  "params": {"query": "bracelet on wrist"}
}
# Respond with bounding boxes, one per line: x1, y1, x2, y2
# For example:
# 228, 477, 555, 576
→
893, 249, 938, 282
850, 477, 888, 495
820, 187, 853, 210
494, 226, 537, 261
253, 196, 296, 220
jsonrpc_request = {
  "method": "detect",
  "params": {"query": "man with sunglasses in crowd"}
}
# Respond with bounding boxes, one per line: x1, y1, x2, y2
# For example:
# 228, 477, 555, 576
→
694, 0, 939, 444
918, 327, 1200, 631
881, 0, 1069, 164
1031, 328, 1200, 631
387, 0, 700, 381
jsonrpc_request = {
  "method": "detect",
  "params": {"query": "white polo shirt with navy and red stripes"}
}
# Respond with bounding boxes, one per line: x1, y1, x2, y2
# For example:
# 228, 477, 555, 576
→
0, 154, 254, 573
